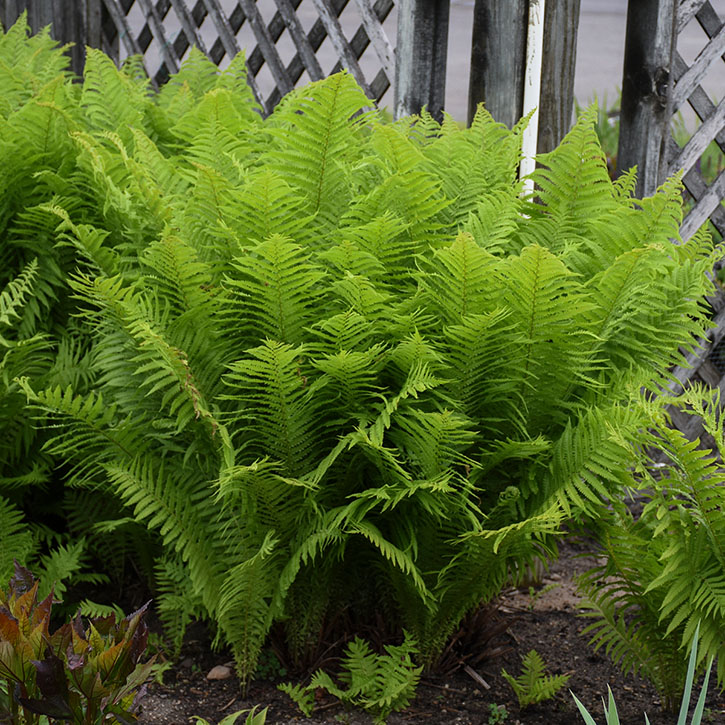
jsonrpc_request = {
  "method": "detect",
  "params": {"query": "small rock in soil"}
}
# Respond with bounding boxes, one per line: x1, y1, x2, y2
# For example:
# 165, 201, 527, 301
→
206, 665, 233, 680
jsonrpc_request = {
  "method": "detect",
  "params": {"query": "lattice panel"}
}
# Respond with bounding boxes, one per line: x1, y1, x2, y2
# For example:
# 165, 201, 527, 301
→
99, 0, 395, 115
669, 0, 725, 241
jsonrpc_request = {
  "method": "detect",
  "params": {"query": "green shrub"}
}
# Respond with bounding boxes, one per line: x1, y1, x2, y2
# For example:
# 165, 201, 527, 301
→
2, 16, 716, 684
577, 388, 725, 707
0, 14, 156, 597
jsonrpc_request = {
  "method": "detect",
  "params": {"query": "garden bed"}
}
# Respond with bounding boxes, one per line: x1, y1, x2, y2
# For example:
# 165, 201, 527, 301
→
137, 539, 725, 725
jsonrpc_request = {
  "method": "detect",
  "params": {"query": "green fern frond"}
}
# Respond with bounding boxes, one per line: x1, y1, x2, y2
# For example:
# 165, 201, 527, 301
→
463, 189, 524, 255
224, 234, 327, 347
387, 408, 476, 479
217, 531, 282, 682
0, 258, 38, 327
499, 244, 594, 433
34, 537, 87, 599
155, 555, 207, 655
542, 402, 645, 516
267, 72, 374, 229
532, 106, 617, 234
0, 495, 36, 582
222, 171, 311, 248
224, 341, 328, 474
501, 649, 570, 708
81, 48, 151, 136
420, 232, 499, 324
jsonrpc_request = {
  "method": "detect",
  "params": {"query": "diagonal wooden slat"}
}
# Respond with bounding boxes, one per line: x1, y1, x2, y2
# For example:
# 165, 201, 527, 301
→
101, 0, 146, 60
670, 306, 725, 394
672, 53, 725, 156
237, 0, 294, 95
200, 0, 241, 58
353, 0, 394, 80
198, 0, 267, 112
678, 0, 709, 33
309, 0, 372, 95
693, 0, 724, 38
673, 21, 725, 108
272, 0, 325, 81
97, 0, 394, 116
679, 158, 725, 235
267, 0, 393, 108
680, 168, 725, 239
135, 0, 180, 74
669, 95, 725, 176
168, 0, 209, 56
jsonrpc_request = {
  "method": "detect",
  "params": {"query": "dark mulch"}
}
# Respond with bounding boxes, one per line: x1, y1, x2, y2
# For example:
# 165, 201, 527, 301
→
136, 540, 725, 725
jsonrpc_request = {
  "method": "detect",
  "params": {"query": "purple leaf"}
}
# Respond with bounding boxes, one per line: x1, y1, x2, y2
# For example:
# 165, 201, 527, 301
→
9, 562, 34, 596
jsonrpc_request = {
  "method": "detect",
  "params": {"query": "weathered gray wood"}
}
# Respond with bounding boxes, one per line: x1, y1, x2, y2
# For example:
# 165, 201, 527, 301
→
672, 22, 725, 108
353, 0, 394, 81
617, 0, 678, 197
395, 0, 450, 120
85, 0, 103, 51
168, 0, 209, 55
236, 0, 294, 96
669, 306, 725, 394
468, 0, 526, 127
697, 359, 722, 387
272, 0, 324, 81
672, 52, 725, 156
273, 0, 392, 108
678, 0, 709, 32
6, 0, 92, 74
669, 96, 725, 176
310, 0, 371, 96
135, 0, 179, 74
680, 169, 725, 239
329, 0, 393, 77
679, 156, 725, 236
200, 0, 240, 59
1, 1, 20, 30
537, 0, 581, 153
693, 0, 724, 39
102, 0, 145, 59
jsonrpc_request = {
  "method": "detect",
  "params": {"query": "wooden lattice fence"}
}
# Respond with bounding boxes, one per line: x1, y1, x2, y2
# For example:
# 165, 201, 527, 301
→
96, 0, 395, 116
619, 0, 724, 240
670, 0, 725, 241
618, 0, 725, 442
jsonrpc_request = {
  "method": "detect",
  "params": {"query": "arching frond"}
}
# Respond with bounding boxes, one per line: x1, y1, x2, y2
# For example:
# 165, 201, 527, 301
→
223, 235, 327, 347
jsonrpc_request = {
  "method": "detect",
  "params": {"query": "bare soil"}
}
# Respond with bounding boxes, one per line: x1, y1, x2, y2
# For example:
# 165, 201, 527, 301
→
136, 539, 725, 725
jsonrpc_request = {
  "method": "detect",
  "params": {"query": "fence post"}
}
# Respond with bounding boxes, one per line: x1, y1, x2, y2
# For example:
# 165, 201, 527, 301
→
468, 0, 527, 128
537, 0, 580, 153
394, 0, 450, 121
468, 0, 579, 152
617, 0, 677, 197
0, 0, 97, 76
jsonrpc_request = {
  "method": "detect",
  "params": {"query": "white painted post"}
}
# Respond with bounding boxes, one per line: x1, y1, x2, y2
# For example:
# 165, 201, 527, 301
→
519, 0, 546, 194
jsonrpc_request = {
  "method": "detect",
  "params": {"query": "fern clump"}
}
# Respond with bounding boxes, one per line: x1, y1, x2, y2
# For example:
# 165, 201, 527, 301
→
577, 387, 725, 708
3, 15, 717, 686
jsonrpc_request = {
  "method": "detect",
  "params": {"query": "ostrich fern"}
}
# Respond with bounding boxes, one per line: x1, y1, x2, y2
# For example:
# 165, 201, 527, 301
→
2, 16, 717, 683
578, 387, 725, 706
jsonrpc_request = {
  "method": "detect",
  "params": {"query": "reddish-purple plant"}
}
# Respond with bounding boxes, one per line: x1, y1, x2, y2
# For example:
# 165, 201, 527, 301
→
0, 562, 154, 724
